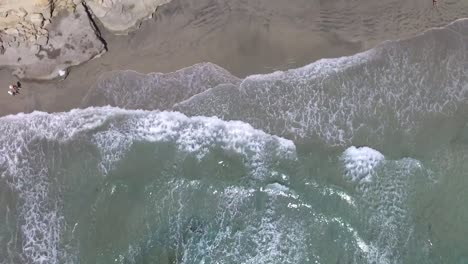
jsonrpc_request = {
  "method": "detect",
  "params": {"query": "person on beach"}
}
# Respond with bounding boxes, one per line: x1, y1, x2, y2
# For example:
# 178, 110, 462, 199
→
8, 85, 15, 95
433, 0, 437, 6
8, 84, 20, 96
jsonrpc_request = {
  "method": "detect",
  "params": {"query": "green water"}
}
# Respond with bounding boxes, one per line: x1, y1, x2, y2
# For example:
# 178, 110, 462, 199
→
2, 18, 468, 264
1, 109, 467, 264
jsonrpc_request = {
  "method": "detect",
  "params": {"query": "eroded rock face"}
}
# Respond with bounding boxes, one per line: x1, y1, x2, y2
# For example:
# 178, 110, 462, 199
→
0, 3, 106, 80
0, 0, 51, 28
0, 0, 77, 28
0, 0, 172, 80
84, 0, 172, 33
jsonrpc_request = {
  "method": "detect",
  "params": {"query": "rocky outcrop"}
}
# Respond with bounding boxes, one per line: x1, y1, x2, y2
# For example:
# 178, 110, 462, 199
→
84, 0, 172, 33
0, 1, 49, 27
0, 1, 106, 80
0, 0, 105, 80
0, 0, 173, 80
0, 0, 53, 45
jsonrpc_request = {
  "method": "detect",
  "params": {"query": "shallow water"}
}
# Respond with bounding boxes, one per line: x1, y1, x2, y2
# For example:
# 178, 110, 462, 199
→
2, 18, 468, 264
1, 108, 467, 263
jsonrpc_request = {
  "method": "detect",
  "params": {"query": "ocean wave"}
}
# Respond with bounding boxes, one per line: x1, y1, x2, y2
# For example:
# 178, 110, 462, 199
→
176, 18, 468, 147
340, 146, 434, 263
0, 108, 131, 264
80, 19, 468, 148
341, 146, 385, 182
82, 18, 468, 148
2, 18, 468, 264
82, 62, 241, 110
90, 109, 296, 176
0, 107, 447, 263
0, 106, 297, 264
159, 181, 308, 264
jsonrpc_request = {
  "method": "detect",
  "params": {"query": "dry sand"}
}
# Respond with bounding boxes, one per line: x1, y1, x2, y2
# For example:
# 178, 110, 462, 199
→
1, 0, 468, 116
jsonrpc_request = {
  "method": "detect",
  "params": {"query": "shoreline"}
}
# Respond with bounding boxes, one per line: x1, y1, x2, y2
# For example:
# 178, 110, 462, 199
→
1, 0, 468, 117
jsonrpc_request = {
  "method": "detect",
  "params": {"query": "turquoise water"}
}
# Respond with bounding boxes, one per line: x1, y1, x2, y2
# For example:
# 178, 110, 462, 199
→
1, 19, 468, 264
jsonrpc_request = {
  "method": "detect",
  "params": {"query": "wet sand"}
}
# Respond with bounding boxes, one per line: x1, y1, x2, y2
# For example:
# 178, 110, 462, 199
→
1, 0, 468, 116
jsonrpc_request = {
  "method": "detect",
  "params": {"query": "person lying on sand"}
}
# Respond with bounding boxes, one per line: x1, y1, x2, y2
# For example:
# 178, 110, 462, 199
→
8, 84, 20, 96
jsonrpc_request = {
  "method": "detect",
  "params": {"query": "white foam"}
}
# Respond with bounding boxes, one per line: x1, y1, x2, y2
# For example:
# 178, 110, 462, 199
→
152, 180, 307, 263
345, 153, 432, 263
92, 110, 297, 177
262, 183, 298, 199
0, 109, 122, 263
341, 146, 385, 182
169, 27, 468, 147
90, 62, 241, 110
0, 141, 63, 264
322, 187, 356, 207
0, 106, 296, 263
242, 48, 375, 84
209, 185, 306, 263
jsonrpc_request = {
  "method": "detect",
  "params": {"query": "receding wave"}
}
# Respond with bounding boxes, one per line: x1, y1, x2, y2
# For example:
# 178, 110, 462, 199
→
84, 19, 468, 150
0, 107, 299, 263
175, 19, 468, 148
82, 63, 240, 110
341, 146, 436, 264
1, 106, 450, 263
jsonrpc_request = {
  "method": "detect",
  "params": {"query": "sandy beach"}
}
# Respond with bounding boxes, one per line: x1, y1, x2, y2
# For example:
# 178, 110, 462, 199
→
1, 0, 468, 116
2, 1, 468, 263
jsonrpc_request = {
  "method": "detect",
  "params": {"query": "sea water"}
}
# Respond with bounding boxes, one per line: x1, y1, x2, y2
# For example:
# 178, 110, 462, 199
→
1, 19, 468, 264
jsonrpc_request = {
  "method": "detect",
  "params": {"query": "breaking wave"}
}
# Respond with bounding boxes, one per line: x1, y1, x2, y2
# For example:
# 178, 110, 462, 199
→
1, 19, 468, 264
86, 19, 468, 149
0, 107, 298, 263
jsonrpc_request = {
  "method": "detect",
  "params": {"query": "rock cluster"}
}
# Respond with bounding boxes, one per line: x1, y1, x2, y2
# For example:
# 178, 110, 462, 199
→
0, 3, 105, 80
85, 0, 172, 33
0, 0, 77, 42
0, 0, 173, 80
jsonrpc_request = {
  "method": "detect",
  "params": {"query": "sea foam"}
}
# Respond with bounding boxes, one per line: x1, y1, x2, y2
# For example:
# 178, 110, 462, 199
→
0, 107, 297, 263
340, 145, 433, 263
92, 110, 297, 177
172, 20, 468, 147
341, 146, 385, 182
